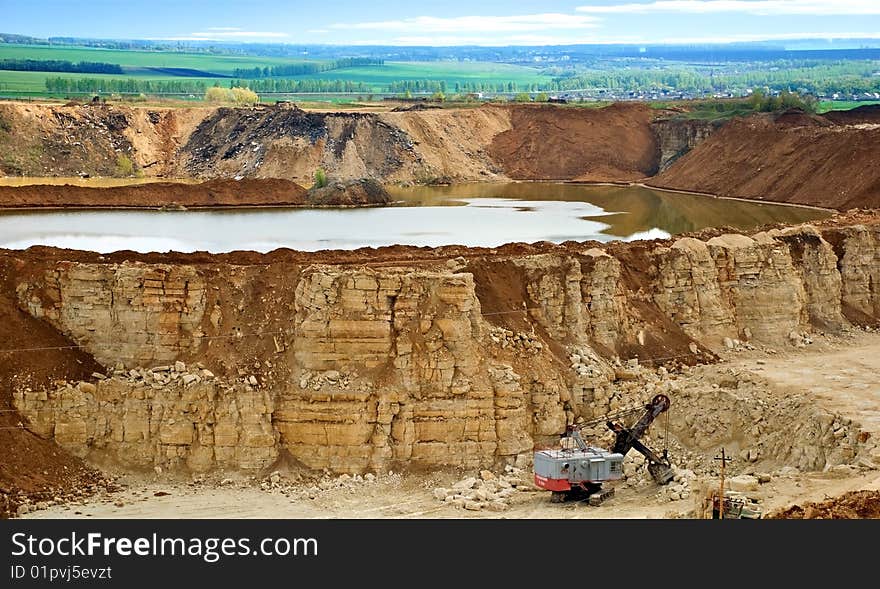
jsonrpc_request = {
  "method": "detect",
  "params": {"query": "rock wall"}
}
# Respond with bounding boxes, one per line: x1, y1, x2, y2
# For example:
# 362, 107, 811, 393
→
651, 117, 720, 172
16, 262, 206, 366
13, 369, 277, 472
9, 220, 880, 473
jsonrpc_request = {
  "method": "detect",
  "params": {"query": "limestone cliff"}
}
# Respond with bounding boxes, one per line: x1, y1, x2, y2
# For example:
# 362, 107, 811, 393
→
7, 219, 879, 473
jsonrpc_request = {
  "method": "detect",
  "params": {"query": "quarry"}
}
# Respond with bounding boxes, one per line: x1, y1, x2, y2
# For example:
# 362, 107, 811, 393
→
1, 99, 879, 519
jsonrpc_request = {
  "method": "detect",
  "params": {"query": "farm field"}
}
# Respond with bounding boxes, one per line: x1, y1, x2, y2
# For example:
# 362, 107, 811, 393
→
303, 61, 550, 90
817, 99, 880, 113
0, 43, 318, 74
0, 42, 550, 97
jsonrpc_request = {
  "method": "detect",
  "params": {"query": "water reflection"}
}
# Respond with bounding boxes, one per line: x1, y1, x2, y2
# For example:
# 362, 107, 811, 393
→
0, 183, 829, 254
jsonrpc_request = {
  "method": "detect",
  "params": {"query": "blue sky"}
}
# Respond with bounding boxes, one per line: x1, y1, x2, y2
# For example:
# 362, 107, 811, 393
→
3, 0, 880, 46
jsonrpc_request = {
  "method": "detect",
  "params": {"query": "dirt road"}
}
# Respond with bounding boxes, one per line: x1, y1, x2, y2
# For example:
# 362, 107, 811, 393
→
730, 333, 880, 437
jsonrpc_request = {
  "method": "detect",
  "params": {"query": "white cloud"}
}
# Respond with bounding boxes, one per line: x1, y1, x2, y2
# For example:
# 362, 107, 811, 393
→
389, 35, 595, 46
577, 1, 880, 16
170, 31, 290, 40
320, 30, 880, 46
206, 27, 242, 31
654, 30, 880, 43
329, 13, 600, 33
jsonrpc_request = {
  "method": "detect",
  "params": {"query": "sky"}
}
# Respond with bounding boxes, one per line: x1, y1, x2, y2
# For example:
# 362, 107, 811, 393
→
2, 0, 880, 46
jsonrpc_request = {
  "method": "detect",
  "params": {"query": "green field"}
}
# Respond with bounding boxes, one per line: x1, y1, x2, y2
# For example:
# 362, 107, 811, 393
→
302, 61, 550, 89
0, 43, 551, 96
0, 70, 223, 93
0, 43, 318, 74
817, 100, 880, 113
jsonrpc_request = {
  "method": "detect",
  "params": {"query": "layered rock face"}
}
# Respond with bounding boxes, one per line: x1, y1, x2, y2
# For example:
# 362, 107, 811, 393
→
13, 373, 277, 471
17, 263, 206, 366
651, 117, 720, 172
9, 220, 880, 473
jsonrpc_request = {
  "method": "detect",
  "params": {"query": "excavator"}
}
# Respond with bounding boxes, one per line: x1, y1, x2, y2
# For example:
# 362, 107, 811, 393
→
534, 394, 674, 505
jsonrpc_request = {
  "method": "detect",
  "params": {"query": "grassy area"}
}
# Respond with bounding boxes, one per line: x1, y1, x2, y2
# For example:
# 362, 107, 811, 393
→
817, 100, 880, 113
0, 70, 229, 93
302, 61, 550, 91
0, 44, 550, 97
0, 43, 316, 74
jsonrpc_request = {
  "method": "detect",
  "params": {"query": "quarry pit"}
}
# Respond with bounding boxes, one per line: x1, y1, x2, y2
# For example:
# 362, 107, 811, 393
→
1, 100, 879, 519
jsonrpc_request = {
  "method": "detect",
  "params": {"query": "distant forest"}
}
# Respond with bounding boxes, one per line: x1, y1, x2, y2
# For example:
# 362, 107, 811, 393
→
232, 58, 383, 78
0, 58, 123, 74
44, 76, 373, 94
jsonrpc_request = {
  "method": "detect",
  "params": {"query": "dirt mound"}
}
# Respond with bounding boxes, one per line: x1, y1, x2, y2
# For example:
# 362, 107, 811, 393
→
772, 107, 833, 128
651, 112, 880, 210
487, 103, 659, 181
823, 104, 880, 124
390, 103, 442, 112
307, 178, 392, 206
0, 178, 308, 209
767, 490, 880, 519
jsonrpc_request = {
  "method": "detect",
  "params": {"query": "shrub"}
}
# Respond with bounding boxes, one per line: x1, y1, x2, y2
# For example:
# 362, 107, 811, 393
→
204, 86, 231, 103
114, 155, 135, 177
313, 167, 328, 189
230, 86, 259, 105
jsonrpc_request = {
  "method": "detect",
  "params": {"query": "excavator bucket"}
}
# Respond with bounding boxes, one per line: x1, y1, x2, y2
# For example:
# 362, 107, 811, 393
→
648, 462, 675, 485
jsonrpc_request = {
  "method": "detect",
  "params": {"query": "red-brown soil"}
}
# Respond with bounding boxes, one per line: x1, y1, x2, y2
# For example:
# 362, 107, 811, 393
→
0, 293, 109, 518
650, 107, 880, 210
487, 103, 660, 181
768, 490, 880, 519
0, 178, 307, 209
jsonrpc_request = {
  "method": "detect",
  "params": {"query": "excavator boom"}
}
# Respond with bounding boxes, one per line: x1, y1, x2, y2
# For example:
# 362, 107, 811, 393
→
607, 394, 674, 484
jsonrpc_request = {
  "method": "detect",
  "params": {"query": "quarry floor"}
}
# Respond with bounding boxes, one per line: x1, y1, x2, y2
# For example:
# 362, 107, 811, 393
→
23, 331, 880, 520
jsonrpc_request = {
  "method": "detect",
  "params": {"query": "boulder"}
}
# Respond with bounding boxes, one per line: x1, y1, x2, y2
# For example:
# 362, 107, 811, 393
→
727, 475, 759, 492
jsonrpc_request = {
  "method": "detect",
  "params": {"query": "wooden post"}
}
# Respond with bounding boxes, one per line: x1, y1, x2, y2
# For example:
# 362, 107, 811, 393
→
714, 448, 733, 519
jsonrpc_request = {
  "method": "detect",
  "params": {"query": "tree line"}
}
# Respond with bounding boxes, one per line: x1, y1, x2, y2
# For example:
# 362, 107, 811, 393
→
225, 78, 371, 93
0, 59, 123, 75
44, 76, 371, 94
232, 58, 383, 78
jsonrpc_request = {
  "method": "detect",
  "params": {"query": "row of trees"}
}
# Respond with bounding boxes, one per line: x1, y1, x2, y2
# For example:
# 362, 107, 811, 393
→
43, 77, 371, 94
232, 58, 383, 78
0, 59, 123, 74
224, 78, 371, 93
547, 63, 880, 95
45, 77, 209, 94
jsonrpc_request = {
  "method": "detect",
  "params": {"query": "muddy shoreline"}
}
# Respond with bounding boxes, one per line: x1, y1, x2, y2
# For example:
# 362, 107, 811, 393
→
0, 177, 835, 213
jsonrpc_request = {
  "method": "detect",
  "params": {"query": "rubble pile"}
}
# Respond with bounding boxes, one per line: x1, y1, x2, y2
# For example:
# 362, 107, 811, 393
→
488, 327, 543, 354
433, 467, 533, 511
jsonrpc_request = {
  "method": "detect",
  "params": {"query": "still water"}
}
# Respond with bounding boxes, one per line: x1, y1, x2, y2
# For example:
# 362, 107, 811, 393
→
0, 183, 829, 253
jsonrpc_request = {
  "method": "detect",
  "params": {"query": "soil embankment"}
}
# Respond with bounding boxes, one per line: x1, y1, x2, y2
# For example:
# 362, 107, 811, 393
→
487, 103, 660, 181
0, 178, 307, 209
768, 490, 880, 519
649, 107, 880, 210
306, 178, 392, 206
0, 277, 110, 518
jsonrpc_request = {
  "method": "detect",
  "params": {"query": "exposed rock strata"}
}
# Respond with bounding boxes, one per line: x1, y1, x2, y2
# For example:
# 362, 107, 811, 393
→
8, 220, 879, 473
